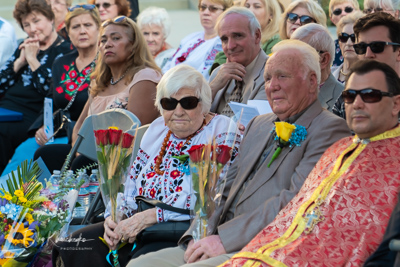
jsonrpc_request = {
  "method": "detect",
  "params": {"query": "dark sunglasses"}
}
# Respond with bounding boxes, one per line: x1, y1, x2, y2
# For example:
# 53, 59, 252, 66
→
102, 16, 128, 27
286, 13, 316, 26
332, 6, 353, 16
95, 2, 115, 9
363, 7, 384, 13
338, 32, 355, 43
68, 4, 95, 12
342, 88, 394, 104
353, 41, 400, 54
198, 4, 224, 13
160, 96, 201, 111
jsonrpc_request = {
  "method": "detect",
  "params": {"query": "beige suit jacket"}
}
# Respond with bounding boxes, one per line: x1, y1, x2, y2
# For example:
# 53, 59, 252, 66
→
180, 101, 350, 252
209, 50, 268, 113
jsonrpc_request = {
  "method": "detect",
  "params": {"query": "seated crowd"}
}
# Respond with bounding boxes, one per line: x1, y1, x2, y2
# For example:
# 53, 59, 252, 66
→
0, 0, 400, 266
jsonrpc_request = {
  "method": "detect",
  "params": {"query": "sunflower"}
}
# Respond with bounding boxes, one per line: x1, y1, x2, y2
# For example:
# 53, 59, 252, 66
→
0, 250, 15, 265
5, 223, 35, 247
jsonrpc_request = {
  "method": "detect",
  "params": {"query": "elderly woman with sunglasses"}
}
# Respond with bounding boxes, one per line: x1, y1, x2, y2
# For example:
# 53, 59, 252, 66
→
161, 0, 233, 80
279, 0, 326, 40
332, 11, 364, 83
137, 6, 175, 69
52, 64, 240, 266
328, 0, 360, 72
0, 0, 71, 175
88, 0, 131, 21
1, 4, 101, 176
35, 15, 162, 174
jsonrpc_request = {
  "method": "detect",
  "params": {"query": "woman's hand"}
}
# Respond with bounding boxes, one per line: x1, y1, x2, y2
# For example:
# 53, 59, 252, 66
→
35, 126, 48, 146
104, 217, 120, 250
23, 36, 41, 71
13, 46, 27, 73
114, 208, 157, 244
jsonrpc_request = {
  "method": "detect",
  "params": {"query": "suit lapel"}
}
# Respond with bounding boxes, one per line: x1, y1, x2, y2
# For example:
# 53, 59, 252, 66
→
236, 101, 323, 205
244, 51, 268, 102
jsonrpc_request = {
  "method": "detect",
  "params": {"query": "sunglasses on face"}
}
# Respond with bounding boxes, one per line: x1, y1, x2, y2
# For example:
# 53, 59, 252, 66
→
68, 4, 95, 12
286, 13, 316, 26
363, 7, 384, 13
101, 16, 128, 27
95, 2, 115, 9
338, 32, 356, 43
198, 4, 224, 13
353, 41, 400, 54
342, 88, 394, 103
332, 6, 354, 16
160, 96, 201, 111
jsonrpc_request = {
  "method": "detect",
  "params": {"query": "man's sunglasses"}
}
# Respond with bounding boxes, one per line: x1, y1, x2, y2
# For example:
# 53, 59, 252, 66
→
363, 7, 384, 13
286, 13, 316, 26
338, 32, 355, 43
342, 88, 394, 104
160, 96, 201, 111
198, 4, 224, 13
353, 41, 400, 54
102, 16, 128, 27
332, 6, 353, 16
95, 2, 115, 9
68, 4, 95, 12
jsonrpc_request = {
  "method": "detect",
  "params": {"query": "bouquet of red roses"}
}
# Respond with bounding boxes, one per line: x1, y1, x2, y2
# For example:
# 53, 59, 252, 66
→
188, 139, 238, 241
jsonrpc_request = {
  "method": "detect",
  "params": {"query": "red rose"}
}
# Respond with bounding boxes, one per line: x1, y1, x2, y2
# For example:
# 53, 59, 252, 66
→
121, 132, 135, 148
187, 144, 205, 163
215, 145, 232, 165
94, 129, 109, 146
108, 128, 123, 145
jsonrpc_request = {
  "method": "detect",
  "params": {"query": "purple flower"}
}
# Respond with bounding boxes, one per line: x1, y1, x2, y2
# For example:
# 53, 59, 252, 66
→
29, 221, 40, 230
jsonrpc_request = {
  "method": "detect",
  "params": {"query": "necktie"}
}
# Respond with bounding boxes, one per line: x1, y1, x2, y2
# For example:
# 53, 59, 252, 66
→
221, 80, 243, 117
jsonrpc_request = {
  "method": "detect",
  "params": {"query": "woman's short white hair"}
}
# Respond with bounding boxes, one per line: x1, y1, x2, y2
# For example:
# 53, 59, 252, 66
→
272, 39, 321, 85
137, 6, 171, 39
364, 0, 400, 11
216, 6, 261, 36
291, 23, 335, 65
155, 65, 212, 115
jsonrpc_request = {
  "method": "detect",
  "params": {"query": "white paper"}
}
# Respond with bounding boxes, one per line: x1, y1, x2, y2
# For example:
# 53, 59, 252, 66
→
44, 97, 54, 143
228, 102, 260, 127
247, 100, 272, 115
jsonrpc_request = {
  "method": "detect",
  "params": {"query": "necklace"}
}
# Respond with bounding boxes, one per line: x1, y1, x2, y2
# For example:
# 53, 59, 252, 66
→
340, 68, 350, 76
154, 130, 196, 175
110, 69, 128, 85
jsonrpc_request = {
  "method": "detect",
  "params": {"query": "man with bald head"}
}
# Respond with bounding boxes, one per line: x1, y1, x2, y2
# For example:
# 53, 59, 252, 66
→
126, 40, 349, 267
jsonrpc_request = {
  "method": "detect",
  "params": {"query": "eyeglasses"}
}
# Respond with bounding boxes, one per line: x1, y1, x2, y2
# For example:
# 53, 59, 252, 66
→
353, 41, 400, 54
332, 6, 354, 16
338, 32, 356, 43
363, 7, 384, 13
286, 13, 316, 26
160, 96, 201, 110
342, 88, 394, 103
198, 4, 224, 13
101, 16, 128, 27
68, 4, 95, 12
95, 2, 115, 9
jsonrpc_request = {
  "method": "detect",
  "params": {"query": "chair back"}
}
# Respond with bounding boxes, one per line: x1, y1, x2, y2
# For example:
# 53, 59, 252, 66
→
133, 124, 150, 159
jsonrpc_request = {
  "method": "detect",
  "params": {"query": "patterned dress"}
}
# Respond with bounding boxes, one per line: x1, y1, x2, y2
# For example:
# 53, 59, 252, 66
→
220, 125, 400, 267
122, 115, 241, 223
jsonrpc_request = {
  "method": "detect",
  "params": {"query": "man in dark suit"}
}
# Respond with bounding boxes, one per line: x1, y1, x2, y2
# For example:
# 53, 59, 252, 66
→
126, 40, 350, 267
209, 7, 268, 116
291, 23, 344, 112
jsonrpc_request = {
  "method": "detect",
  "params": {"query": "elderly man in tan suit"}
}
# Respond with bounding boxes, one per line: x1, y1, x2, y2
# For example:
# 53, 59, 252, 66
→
127, 40, 351, 267
209, 7, 268, 116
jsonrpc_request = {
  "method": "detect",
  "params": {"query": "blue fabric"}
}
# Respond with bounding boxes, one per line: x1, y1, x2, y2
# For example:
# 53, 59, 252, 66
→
1, 136, 68, 176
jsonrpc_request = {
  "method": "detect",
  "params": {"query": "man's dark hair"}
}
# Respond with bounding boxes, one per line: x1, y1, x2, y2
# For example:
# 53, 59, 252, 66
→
353, 12, 400, 52
347, 59, 400, 95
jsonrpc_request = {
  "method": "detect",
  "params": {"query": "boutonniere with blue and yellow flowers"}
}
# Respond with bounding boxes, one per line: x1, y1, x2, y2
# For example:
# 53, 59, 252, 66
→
267, 122, 307, 167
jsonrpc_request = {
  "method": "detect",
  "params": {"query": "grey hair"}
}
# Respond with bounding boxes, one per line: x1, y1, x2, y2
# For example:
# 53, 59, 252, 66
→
364, 0, 400, 11
272, 39, 322, 84
155, 65, 212, 115
291, 23, 335, 66
136, 6, 171, 39
215, 6, 261, 37
336, 10, 364, 36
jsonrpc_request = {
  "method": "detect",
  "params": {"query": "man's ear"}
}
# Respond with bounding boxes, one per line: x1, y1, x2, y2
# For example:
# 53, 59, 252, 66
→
308, 71, 318, 94
392, 94, 400, 118
254, 28, 261, 45
319, 52, 331, 70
